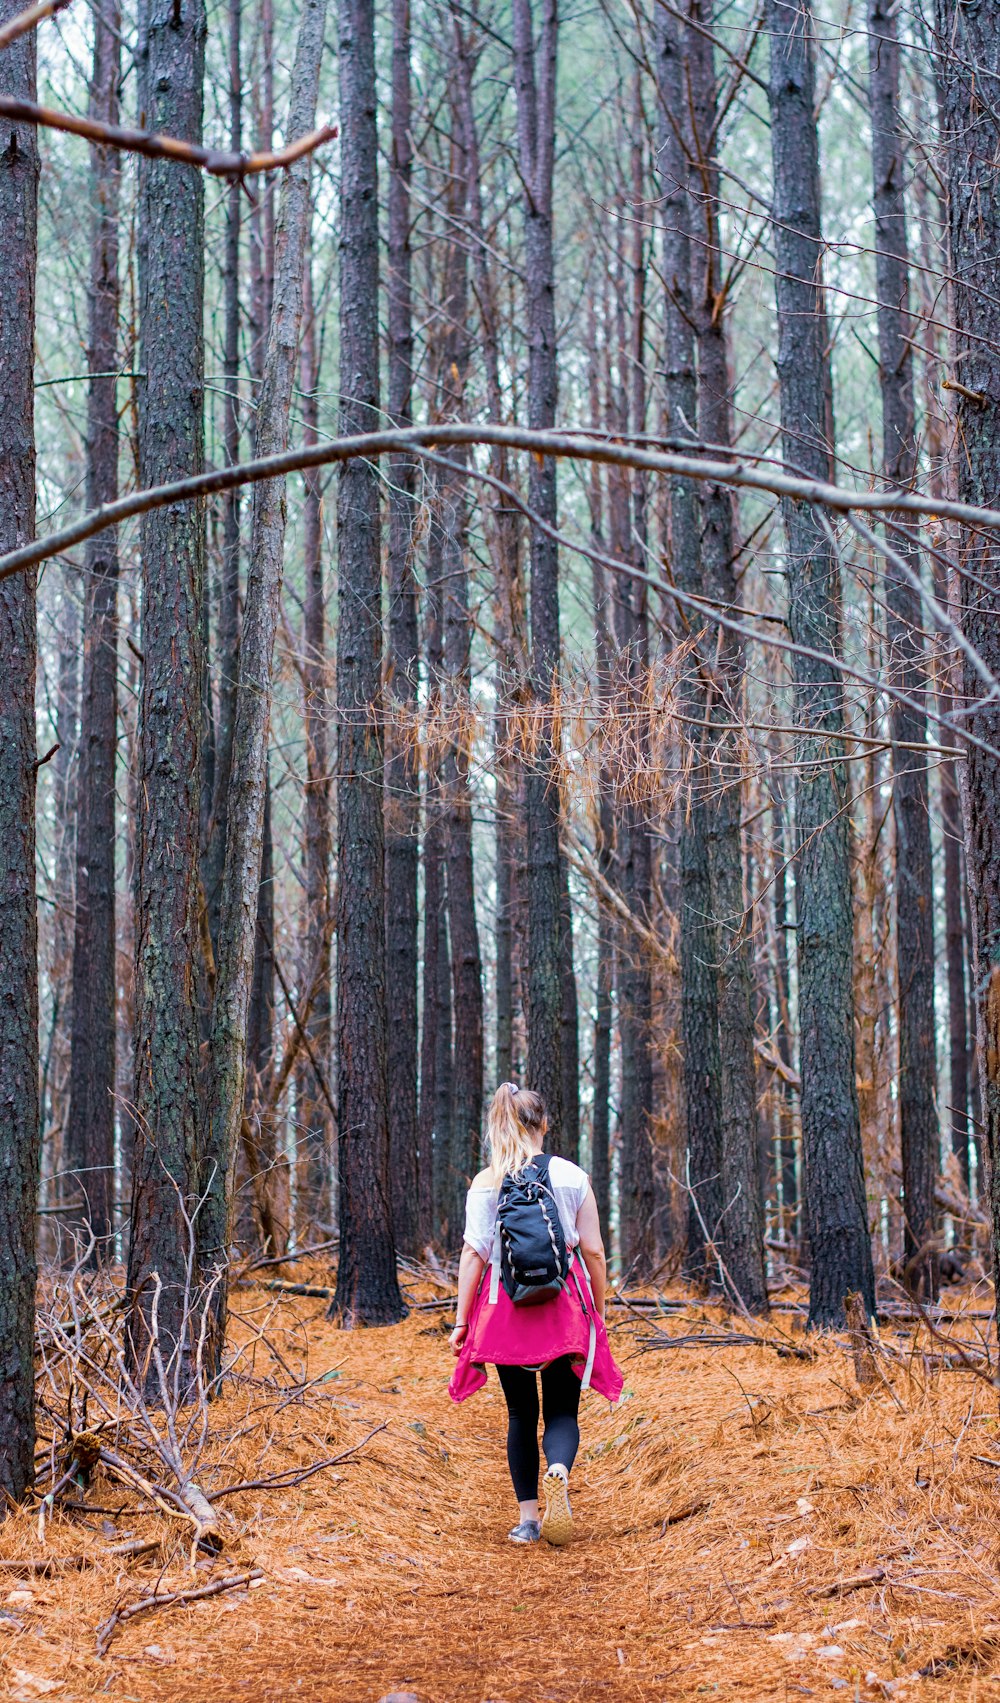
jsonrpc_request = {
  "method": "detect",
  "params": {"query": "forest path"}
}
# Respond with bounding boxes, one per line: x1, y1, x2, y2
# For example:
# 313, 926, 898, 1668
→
6, 1284, 998, 1702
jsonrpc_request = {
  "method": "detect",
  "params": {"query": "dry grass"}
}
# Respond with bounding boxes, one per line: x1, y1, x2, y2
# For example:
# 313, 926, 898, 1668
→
4, 1274, 1000, 1701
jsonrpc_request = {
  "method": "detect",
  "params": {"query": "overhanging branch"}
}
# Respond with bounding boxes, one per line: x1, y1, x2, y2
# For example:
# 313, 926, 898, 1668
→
0, 96, 336, 178
8, 422, 1000, 587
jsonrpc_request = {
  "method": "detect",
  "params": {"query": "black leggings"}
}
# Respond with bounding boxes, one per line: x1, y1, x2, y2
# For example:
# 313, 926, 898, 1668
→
496, 1356, 582, 1502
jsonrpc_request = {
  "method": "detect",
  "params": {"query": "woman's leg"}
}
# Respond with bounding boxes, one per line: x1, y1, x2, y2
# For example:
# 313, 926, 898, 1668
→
540, 1355, 582, 1474
496, 1364, 541, 1517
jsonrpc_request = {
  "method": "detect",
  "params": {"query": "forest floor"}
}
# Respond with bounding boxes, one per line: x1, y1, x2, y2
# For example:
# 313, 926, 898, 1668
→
5, 1272, 1000, 1702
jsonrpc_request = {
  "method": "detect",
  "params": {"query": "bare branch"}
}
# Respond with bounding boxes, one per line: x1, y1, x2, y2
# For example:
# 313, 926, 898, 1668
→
10, 423, 1000, 591
0, 0, 72, 52
0, 96, 336, 178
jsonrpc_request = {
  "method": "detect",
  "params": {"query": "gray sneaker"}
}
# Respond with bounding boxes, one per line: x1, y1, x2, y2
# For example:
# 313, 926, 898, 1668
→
508, 1519, 541, 1544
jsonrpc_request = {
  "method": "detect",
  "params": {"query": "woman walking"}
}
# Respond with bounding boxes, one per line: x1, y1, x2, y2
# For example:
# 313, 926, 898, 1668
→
449, 1083, 623, 1545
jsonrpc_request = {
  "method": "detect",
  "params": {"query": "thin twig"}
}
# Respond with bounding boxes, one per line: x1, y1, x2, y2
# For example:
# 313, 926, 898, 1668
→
208, 1421, 388, 1500
96, 1569, 263, 1657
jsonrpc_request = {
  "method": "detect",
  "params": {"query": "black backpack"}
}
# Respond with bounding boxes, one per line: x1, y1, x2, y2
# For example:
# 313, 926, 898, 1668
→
496, 1154, 570, 1306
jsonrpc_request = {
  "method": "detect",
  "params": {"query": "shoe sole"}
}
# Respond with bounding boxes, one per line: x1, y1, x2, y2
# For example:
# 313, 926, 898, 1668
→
541, 1468, 573, 1546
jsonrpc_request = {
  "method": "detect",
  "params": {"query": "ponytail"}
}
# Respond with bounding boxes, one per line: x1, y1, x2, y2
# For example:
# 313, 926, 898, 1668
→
485, 1083, 547, 1185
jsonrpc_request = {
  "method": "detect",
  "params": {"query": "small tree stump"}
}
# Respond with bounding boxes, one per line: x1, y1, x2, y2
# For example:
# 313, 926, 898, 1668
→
845, 1290, 878, 1388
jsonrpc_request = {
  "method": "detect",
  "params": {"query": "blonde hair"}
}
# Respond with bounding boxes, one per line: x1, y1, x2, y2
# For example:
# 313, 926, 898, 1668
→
485, 1083, 547, 1185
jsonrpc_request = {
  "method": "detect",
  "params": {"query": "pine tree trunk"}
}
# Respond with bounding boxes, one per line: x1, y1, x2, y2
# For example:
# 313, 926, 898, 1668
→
867, 0, 938, 1297
204, 0, 243, 954
771, 785, 799, 1245
65, 0, 121, 1260
421, 523, 453, 1242
418, 818, 445, 1245
0, 0, 39, 1503
688, 5, 767, 1311
612, 146, 654, 1270
385, 0, 420, 1252
656, 0, 724, 1286
330, 0, 405, 1323
127, 0, 207, 1368
200, 0, 327, 1361
47, 598, 78, 1180
935, 0, 1000, 1326
436, 128, 485, 1244
559, 856, 581, 1163
942, 755, 970, 1184
587, 334, 614, 1228
766, 0, 874, 1325
450, 13, 527, 1104
297, 254, 333, 1233
244, 777, 286, 1256
512, 0, 566, 1134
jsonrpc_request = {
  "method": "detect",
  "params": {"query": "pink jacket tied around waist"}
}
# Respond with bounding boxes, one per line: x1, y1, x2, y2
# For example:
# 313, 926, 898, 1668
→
448, 1252, 624, 1404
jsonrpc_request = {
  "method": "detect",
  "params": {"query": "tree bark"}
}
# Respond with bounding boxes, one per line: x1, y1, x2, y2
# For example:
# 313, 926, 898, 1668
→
204, 0, 243, 955
934, 0, 1000, 1333
127, 0, 207, 1369
867, 0, 938, 1298
656, 0, 724, 1287
450, 10, 527, 1103
766, 0, 874, 1325
436, 121, 485, 1246
199, 0, 328, 1361
385, 0, 420, 1253
420, 519, 452, 1243
330, 0, 405, 1323
770, 783, 799, 1246
512, 0, 566, 1135
296, 250, 333, 1232
688, 6, 767, 1311
0, 0, 39, 1503
942, 756, 970, 1184
587, 406, 614, 1229
616, 101, 655, 1268
65, 0, 121, 1260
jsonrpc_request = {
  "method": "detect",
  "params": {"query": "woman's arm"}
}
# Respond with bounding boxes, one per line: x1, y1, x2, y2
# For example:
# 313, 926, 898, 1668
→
449, 1243, 486, 1355
575, 1185, 607, 1321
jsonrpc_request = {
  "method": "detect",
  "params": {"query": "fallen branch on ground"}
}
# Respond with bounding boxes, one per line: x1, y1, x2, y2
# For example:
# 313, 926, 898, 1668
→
243, 1278, 335, 1299
808, 1567, 886, 1599
659, 1501, 709, 1533
208, 1421, 388, 1500
0, 1538, 161, 1576
636, 1330, 812, 1361
96, 1568, 263, 1657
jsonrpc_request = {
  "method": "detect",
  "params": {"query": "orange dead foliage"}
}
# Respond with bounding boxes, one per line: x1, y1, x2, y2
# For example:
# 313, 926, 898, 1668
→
4, 1275, 1000, 1701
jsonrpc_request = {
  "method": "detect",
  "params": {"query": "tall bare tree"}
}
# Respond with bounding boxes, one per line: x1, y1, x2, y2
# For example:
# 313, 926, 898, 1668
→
867, 0, 938, 1297
200, 0, 329, 1362
766, 0, 874, 1325
65, 0, 122, 1259
127, 0, 208, 1367
934, 0, 1000, 1329
385, 0, 421, 1251
689, 0, 767, 1311
656, 0, 725, 1286
330, 0, 405, 1322
512, 0, 568, 1139
0, 0, 40, 1502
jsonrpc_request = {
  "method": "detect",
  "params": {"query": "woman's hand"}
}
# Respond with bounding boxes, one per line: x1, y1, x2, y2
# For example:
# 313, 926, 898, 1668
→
449, 1323, 468, 1357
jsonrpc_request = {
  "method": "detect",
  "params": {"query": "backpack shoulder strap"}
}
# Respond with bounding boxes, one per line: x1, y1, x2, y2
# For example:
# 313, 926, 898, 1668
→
488, 1219, 502, 1305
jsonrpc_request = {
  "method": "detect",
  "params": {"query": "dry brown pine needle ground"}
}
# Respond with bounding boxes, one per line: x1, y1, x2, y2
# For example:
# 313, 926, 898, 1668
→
5, 1275, 1000, 1702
